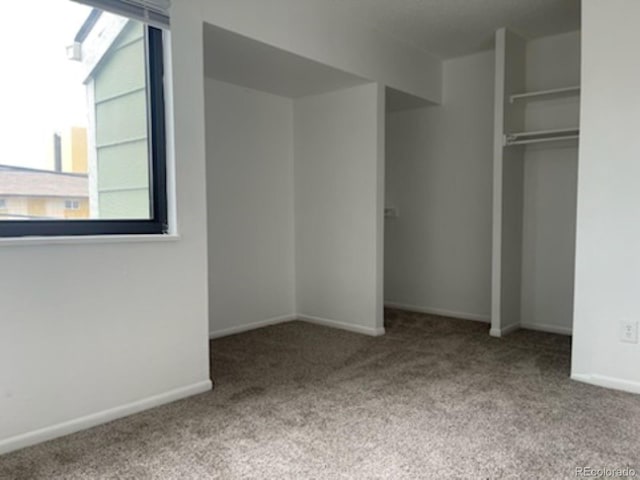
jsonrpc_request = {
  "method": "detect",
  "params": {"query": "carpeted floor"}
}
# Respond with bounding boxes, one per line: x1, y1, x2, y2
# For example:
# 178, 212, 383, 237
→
2, 309, 640, 479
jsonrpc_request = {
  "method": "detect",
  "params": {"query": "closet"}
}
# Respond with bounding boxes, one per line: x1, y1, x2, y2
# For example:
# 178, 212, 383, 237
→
204, 19, 580, 340
204, 23, 386, 338
491, 28, 581, 337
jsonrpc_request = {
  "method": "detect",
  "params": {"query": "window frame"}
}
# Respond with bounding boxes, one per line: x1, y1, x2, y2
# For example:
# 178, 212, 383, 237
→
0, 24, 168, 238
64, 200, 81, 210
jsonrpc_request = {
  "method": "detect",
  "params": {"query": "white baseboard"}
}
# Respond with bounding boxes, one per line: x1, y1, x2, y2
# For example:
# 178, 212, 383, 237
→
0, 380, 212, 456
571, 373, 640, 395
490, 323, 520, 337
209, 314, 296, 339
520, 322, 572, 336
297, 314, 385, 337
385, 302, 490, 323
211, 313, 385, 339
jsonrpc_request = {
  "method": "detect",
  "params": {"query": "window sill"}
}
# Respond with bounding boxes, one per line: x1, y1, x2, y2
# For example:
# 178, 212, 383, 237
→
0, 234, 180, 248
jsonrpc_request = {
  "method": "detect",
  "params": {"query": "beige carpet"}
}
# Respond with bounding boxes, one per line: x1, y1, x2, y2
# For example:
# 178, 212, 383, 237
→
2, 309, 640, 479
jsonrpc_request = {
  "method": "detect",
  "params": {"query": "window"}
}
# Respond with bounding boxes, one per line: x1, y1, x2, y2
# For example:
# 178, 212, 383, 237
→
65, 200, 81, 210
0, 0, 168, 237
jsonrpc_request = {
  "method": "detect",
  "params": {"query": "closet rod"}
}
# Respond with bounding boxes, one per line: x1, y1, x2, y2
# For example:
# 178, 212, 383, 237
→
505, 134, 579, 146
509, 85, 580, 103
507, 127, 579, 139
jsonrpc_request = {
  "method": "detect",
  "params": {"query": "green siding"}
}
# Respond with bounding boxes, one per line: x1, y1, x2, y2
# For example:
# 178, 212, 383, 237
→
112, 21, 145, 49
95, 90, 148, 146
99, 189, 150, 219
92, 20, 150, 219
94, 45, 146, 102
97, 141, 149, 191
94, 37, 146, 102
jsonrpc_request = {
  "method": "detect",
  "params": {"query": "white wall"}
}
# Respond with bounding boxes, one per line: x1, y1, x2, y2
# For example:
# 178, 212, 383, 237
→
0, 1, 211, 454
385, 51, 495, 321
204, 79, 385, 337
294, 84, 385, 335
492, 28, 526, 336
520, 32, 580, 335
572, 0, 640, 394
199, 0, 442, 104
205, 78, 296, 337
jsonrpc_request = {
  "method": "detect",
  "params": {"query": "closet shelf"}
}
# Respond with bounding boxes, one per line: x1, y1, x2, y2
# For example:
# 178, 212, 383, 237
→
509, 85, 580, 103
504, 127, 580, 146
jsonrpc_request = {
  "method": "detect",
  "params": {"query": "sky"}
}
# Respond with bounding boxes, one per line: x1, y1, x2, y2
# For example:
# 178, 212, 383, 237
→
0, 0, 93, 169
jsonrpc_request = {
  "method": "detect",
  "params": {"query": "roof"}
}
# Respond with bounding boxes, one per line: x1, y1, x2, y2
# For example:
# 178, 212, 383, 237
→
75, 9, 102, 43
0, 165, 88, 198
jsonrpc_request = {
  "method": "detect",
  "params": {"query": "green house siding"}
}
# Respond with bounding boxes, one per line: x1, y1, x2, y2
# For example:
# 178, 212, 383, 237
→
96, 91, 147, 146
93, 21, 150, 219
99, 189, 150, 219
97, 141, 148, 190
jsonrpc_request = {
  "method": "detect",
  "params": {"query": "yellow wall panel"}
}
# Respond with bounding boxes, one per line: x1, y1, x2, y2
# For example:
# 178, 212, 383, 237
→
27, 198, 47, 218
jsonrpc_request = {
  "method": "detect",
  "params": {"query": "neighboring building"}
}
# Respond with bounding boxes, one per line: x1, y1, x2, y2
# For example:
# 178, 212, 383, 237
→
62, 127, 89, 174
72, 11, 151, 219
0, 126, 89, 220
0, 165, 88, 220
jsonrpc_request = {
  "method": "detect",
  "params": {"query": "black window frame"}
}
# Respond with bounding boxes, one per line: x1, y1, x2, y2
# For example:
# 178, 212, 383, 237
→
0, 24, 168, 238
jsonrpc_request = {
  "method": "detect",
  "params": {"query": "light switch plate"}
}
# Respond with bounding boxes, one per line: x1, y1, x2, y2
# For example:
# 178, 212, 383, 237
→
384, 207, 399, 218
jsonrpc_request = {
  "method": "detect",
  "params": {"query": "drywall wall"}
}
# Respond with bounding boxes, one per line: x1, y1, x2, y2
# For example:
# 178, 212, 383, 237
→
572, 0, 640, 394
199, 0, 441, 104
294, 83, 385, 335
203, 23, 368, 99
0, 0, 211, 454
492, 28, 526, 337
384, 50, 494, 321
205, 78, 296, 337
520, 31, 580, 335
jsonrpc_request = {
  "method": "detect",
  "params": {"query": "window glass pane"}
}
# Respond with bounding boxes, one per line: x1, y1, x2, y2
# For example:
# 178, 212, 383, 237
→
0, 0, 152, 221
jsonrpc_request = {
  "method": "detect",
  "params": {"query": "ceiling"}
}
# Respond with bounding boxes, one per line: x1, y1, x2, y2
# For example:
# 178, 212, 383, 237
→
203, 23, 367, 99
386, 87, 432, 112
203, 24, 433, 111
329, 0, 581, 59
202, 1, 580, 101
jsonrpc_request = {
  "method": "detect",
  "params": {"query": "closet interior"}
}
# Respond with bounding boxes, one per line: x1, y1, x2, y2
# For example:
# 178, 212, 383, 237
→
383, 27, 580, 339
204, 23, 386, 338
491, 28, 581, 337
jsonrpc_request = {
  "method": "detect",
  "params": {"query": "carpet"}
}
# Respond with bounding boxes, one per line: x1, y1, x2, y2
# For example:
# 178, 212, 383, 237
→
1, 309, 639, 479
